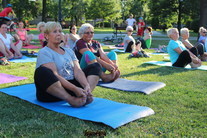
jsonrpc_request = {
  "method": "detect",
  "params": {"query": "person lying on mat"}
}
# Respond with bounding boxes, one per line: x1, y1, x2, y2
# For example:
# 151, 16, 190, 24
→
74, 23, 120, 82
65, 24, 80, 49
34, 22, 102, 107
167, 28, 201, 68
181, 28, 207, 61
0, 22, 22, 59
124, 26, 149, 57
37, 21, 47, 47
14, 21, 33, 46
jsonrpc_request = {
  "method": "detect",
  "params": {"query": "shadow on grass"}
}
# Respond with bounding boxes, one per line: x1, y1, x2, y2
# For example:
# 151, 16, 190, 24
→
121, 63, 191, 77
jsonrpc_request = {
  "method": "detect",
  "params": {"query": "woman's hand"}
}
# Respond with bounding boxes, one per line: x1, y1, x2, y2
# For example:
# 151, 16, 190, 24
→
106, 64, 116, 72
74, 87, 87, 98
83, 84, 91, 95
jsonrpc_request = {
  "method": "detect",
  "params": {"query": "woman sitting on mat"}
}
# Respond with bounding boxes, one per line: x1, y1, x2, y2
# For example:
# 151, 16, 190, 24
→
143, 26, 152, 49
124, 26, 149, 57
34, 22, 102, 107
14, 21, 33, 46
167, 28, 201, 68
74, 23, 120, 82
0, 22, 22, 59
181, 28, 207, 61
65, 24, 80, 49
37, 22, 47, 47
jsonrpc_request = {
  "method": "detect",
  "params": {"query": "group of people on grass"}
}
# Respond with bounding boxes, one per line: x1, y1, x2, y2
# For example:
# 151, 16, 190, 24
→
167, 27, 207, 68
1, 4, 206, 107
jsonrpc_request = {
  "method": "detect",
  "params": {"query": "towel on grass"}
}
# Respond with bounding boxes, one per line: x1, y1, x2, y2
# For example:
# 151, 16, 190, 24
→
0, 73, 27, 84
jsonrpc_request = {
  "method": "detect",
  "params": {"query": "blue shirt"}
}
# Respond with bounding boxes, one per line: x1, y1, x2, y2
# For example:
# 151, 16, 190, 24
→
167, 39, 187, 64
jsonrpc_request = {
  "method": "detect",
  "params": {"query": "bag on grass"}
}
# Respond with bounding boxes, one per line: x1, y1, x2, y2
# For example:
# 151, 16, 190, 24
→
0, 57, 10, 65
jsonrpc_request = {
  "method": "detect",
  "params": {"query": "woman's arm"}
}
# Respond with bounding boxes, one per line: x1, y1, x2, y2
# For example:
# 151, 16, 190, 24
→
69, 33, 79, 41
42, 62, 86, 97
182, 39, 193, 49
73, 60, 91, 93
174, 47, 201, 64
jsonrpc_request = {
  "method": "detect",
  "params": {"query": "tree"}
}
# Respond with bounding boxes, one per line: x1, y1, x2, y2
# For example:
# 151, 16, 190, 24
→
200, 0, 207, 27
86, 0, 121, 27
9, 0, 41, 21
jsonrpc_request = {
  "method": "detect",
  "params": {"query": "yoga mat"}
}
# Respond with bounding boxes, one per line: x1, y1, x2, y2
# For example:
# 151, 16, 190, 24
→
145, 61, 207, 70
149, 53, 169, 56
109, 46, 124, 50
0, 84, 154, 129
22, 45, 41, 49
98, 78, 166, 95
9, 56, 37, 63
111, 49, 125, 53
0, 73, 27, 84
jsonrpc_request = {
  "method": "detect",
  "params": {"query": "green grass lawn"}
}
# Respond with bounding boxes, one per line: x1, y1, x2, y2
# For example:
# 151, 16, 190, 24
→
0, 33, 206, 137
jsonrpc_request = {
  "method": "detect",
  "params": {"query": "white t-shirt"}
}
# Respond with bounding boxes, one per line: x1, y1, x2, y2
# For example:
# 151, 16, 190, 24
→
123, 35, 136, 51
126, 18, 136, 27
36, 46, 78, 80
0, 33, 13, 49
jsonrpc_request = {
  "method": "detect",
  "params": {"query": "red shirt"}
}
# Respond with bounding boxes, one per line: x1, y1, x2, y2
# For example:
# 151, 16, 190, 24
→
0, 7, 13, 17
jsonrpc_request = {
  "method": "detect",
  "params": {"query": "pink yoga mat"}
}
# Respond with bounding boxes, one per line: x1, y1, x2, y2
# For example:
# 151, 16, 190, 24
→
22, 45, 41, 49
0, 73, 27, 84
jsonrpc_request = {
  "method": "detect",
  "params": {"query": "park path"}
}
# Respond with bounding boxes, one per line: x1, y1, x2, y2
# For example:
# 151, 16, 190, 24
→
32, 31, 197, 40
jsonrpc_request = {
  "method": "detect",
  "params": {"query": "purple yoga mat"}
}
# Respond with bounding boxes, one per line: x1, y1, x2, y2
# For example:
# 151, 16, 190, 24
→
0, 73, 27, 84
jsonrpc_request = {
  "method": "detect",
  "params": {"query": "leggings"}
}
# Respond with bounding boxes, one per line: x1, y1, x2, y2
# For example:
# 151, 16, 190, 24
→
172, 47, 198, 67
79, 50, 117, 71
34, 63, 102, 102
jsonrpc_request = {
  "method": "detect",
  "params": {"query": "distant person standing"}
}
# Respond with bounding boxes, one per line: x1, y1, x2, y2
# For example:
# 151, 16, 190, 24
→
137, 17, 145, 37
125, 14, 136, 29
0, 4, 15, 17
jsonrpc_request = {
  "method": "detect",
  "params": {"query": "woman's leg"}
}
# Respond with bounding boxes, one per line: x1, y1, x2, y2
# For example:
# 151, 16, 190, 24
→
80, 51, 97, 69
189, 47, 199, 57
34, 66, 86, 107
172, 50, 192, 67
125, 41, 134, 52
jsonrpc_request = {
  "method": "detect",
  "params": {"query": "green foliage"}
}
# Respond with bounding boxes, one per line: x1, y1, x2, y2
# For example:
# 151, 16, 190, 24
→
0, 31, 207, 137
10, 0, 41, 21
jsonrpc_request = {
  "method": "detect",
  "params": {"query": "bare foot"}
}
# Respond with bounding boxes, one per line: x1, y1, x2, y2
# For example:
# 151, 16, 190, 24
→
68, 96, 87, 107
112, 70, 121, 81
85, 93, 94, 105
101, 72, 116, 82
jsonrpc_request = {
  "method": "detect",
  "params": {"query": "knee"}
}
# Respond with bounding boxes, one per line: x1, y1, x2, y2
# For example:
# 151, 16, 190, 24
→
87, 62, 102, 76
83, 51, 96, 63
107, 51, 117, 60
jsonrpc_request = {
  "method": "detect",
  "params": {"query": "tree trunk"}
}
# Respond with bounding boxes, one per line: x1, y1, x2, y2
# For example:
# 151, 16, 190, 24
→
200, 0, 207, 27
42, 0, 46, 22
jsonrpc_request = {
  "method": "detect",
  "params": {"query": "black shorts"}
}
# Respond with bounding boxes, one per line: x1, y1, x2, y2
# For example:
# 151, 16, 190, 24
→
34, 63, 102, 102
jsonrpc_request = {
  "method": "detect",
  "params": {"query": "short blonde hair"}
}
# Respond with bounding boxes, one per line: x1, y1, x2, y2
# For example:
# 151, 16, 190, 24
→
167, 28, 178, 38
44, 22, 62, 35
199, 27, 206, 33
37, 22, 45, 31
126, 26, 133, 31
180, 28, 189, 36
78, 23, 94, 38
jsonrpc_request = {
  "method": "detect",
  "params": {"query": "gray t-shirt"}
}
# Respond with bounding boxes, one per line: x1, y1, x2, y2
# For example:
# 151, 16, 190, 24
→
36, 46, 78, 80
123, 35, 135, 51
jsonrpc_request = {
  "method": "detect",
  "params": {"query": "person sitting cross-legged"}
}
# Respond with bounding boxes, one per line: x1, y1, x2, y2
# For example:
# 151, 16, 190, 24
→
167, 28, 201, 68
74, 23, 120, 82
34, 22, 102, 107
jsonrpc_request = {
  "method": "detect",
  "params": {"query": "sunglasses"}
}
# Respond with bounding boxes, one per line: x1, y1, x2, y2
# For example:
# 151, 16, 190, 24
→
84, 31, 94, 35
128, 30, 133, 32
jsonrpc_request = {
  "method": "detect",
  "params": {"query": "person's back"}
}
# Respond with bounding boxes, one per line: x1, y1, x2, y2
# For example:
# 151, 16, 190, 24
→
0, 4, 13, 17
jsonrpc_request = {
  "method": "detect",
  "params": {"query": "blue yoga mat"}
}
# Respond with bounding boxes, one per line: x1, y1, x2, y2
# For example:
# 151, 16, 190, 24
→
98, 78, 166, 95
145, 61, 207, 70
9, 56, 37, 63
0, 84, 154, 129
